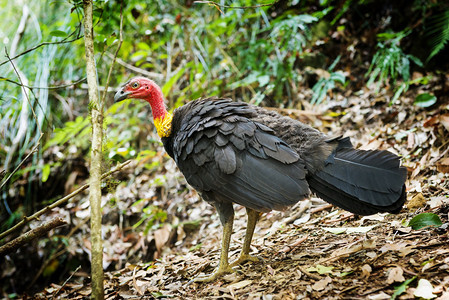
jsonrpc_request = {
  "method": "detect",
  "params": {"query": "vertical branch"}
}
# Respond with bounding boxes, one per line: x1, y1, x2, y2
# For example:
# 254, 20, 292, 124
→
101, 0, 124, 104
82, 0, 104, 299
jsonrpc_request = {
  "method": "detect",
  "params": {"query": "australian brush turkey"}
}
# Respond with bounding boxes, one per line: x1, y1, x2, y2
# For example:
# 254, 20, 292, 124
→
115, 77, 407, 282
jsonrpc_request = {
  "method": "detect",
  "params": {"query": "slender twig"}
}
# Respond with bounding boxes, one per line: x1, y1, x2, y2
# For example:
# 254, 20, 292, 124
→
52, 265, 82, 299
30, 217, 90, 288
194, 0, 277, 9
0, 217, 67, 256
310, 204, 333, 214
3, 47, 45, 188
105, 53, 164, 80
279, 235, 309, 253
0, 35, 84, 68
101, 0, 124, 104
0, 76, 87, 90
297, 265, 322, 280
0, 160, 132, 240
5, 48, 41, 135
0, 137, 42, 191
30, 247, 67, 288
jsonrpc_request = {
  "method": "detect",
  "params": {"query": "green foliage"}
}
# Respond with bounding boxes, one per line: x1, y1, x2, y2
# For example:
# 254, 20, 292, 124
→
426, 9, 449, 62
311, 56, 346, 104
366, 31, 423, 102
44, 116, 91, 151
233, 13, 318, 102
113, 1, 321, 105
132, 201, 168, 235
0, 1, 86, 214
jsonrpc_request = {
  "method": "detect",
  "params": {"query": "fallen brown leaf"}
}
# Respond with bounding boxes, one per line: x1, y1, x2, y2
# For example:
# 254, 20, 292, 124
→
386, 266, 405, 284
436, 157, 449, 173
361, 264, 372, 279
407, 193, 427, 210
312, 276, 332, 291
227, 280, 252, 290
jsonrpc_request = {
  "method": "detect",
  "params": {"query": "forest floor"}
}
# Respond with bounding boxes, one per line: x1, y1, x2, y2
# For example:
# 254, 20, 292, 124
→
10, 77, 449, 299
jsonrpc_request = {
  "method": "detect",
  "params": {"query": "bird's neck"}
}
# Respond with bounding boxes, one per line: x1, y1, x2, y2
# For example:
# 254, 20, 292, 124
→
146, 87, 172, 138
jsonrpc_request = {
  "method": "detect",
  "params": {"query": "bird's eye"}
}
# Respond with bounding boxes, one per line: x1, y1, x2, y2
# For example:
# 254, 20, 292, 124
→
131, 82, 140, 89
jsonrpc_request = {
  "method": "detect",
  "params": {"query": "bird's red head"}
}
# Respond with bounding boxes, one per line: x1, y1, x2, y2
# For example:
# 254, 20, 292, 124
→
115, 77, 172, 137
114, 77, 160, 103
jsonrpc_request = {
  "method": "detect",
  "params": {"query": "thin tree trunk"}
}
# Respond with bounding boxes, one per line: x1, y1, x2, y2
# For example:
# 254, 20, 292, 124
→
83, 1, 104, 299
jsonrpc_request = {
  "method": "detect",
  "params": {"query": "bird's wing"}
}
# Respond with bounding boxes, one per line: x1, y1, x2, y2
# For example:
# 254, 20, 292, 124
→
172, 99, 309, 212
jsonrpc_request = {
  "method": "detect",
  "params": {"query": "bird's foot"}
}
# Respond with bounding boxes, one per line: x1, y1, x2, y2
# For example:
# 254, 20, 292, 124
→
191, 266, 234, 283
229, 254, 263, 268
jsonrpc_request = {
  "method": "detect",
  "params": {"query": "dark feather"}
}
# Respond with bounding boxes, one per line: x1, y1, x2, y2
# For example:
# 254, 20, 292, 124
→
214, 145, 237, 174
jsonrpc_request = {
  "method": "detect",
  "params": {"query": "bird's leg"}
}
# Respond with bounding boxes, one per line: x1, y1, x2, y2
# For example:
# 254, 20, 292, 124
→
193, 202, 235, 283
230, 207, 261, 267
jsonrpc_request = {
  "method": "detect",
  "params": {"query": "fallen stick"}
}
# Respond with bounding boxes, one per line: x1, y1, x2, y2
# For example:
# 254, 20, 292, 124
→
284, 200, 311, 225
297, 265, 321, 281
310, 204, 333, 214
279, 235, 309, 253
0, 217, 67, 256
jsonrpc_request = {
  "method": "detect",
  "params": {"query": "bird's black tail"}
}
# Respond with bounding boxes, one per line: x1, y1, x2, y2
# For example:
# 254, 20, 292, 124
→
307, 142, 407, 216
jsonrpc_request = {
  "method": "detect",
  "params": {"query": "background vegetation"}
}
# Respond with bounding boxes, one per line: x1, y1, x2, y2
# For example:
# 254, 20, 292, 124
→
0, 0, 448, 296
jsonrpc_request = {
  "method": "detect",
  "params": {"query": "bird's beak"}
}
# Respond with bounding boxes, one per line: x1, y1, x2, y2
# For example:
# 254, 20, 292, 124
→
114, 89, 130, 102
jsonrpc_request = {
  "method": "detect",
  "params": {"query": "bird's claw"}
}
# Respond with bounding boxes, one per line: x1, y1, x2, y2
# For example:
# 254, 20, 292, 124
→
229, 254, 263, 268
190, 266, 234, 284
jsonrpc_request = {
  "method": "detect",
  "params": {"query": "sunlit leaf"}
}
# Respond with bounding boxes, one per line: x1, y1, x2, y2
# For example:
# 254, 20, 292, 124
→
307, 264, 334, 274
414, 93, 437, 107
49, 30, 67, 37
408, 213, 442, 230
41, 164, 51, 183
137, 42, 150, 51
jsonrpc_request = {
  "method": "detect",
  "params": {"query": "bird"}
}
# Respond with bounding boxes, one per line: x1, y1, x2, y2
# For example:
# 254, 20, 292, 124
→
114, 76, 407, 282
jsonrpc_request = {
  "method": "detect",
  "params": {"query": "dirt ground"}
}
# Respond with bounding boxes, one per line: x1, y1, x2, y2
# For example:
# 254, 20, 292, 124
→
33, 202, 449, 299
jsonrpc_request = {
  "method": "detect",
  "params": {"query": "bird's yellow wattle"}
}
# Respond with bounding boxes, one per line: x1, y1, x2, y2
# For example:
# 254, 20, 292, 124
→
154, 112, 173, 138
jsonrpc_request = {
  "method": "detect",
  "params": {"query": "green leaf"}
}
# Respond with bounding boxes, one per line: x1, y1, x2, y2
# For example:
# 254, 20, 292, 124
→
408, 54, 423, 67
137, 42, 150, 51
391, 276, 416, 300
426, 9, 449, 62
414, 93, 437, 107
307, 264, 334, 274
50, 30, 67, 37
408, 213, 443, 230
328, 55, 341, 71
42, 164, 51, 183
330, 71, 346, 84
257, 75, 270, 87
391, 82, 408, 104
